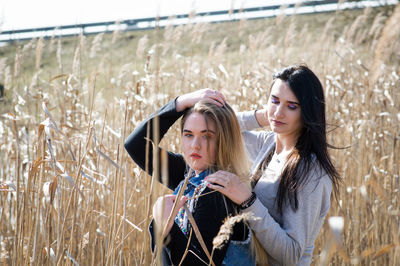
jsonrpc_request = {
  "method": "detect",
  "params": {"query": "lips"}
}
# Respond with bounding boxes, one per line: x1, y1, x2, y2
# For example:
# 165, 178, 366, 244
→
272, 119, 285, 126
190, 153, 202, 159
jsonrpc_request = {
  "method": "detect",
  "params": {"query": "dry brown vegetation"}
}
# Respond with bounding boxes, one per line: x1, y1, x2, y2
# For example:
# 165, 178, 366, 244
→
0, 4, 399, 265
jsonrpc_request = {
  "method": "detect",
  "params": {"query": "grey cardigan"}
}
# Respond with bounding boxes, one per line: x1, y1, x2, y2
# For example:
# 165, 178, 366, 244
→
237, 111, 333, 266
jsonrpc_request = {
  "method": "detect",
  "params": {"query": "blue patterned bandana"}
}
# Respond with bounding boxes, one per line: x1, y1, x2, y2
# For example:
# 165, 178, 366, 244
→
172, 169, 211, 236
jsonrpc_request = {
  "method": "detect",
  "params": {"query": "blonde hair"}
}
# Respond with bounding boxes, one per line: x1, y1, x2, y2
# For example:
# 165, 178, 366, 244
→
181, 101, 268, 265
180, 100, 249, 178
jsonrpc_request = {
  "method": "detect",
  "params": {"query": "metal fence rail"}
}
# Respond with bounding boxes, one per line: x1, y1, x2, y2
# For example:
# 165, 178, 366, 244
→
0, 0, 395, 43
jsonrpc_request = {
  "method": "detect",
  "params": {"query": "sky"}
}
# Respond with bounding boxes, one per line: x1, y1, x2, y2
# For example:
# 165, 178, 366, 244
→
0, 0, 282, 31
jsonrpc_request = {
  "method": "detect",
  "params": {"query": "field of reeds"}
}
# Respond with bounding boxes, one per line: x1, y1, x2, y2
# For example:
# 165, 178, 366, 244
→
0, 3, 399, 265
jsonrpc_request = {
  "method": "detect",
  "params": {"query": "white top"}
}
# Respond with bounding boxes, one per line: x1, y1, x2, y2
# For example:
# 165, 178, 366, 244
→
237, 111, 333, 266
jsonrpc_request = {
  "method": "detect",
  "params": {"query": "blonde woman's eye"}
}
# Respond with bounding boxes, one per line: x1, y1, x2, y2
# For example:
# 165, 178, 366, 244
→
271, 98, 279, 104
204, 134, 214, 139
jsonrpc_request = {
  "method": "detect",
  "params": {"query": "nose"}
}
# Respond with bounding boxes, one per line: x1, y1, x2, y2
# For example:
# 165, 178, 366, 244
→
275, 105, 285, 119
191, 136, 201, 150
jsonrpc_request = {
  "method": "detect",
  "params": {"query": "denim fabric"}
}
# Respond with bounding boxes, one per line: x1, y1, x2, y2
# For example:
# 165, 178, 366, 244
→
222, 233, 255, 266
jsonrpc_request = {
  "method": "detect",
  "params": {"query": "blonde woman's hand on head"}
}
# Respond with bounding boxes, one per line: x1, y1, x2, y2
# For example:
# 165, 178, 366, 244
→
152, 194, 188, 237
205, 170, 252, 205
175, 88, 226, 112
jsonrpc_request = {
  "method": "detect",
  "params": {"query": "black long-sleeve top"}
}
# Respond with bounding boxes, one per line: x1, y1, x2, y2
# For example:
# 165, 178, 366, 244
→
124, 99, 248, 266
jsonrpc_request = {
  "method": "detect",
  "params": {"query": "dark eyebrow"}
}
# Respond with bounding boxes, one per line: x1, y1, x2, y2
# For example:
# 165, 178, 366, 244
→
271, 95, 300, 105
183, 129, 216, 134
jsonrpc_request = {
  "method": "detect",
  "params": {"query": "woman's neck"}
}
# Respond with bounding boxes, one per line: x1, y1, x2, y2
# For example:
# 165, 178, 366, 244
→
193, 168, 209, 176
275, 133, 297, 154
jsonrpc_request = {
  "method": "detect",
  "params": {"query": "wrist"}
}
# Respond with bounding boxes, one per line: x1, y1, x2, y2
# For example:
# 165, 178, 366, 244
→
175, 96, 187, 112
238, 192, 257, 210
255, 110, 263, 127
255, 109, 268, 127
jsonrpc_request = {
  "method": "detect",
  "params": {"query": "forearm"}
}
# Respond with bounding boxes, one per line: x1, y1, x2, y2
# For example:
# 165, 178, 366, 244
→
175, 95, 190, 112
255, 109, 269, 127
237, 110, 263, 131
242, 199, 303, 265
124, 100, 186, 188
242, 175, 332, 265
125, 100, 176, 170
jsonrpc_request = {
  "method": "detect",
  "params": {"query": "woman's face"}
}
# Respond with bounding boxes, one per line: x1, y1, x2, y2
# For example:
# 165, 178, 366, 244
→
182, 112, 217, 175
266, 79, 303, 139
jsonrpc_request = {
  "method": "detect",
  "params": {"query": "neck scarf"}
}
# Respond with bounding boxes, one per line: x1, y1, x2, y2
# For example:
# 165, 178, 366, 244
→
172, 169, 211, 236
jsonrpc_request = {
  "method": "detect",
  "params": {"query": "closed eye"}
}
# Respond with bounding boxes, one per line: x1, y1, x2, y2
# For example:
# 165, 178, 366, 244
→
203, 133, 215, 139
271, 97, 279, 104
271, 95, 299, 110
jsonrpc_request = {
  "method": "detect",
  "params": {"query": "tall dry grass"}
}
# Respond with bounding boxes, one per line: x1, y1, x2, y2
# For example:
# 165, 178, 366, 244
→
0, 5, 399, 265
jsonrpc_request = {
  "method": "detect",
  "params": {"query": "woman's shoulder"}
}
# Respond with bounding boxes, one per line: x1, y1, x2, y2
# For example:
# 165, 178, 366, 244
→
302, 156, 333, 193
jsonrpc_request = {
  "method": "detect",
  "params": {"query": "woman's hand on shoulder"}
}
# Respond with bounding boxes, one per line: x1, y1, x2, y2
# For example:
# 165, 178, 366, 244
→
205, 171, 252, 205
152, 194, 188, 237
175, 88, 226, 112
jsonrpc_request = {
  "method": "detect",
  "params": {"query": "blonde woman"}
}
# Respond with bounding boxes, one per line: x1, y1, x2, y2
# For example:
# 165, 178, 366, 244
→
125, 93, 253, 265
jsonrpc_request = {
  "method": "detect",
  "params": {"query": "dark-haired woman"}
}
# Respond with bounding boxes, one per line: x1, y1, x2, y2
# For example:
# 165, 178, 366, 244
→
187, 64, 342, 265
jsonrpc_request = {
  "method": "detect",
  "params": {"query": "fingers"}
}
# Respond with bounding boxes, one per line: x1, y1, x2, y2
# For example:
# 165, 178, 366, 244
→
205, 173, 253, 205
169, 196, 188, 225
206, 179, 228, 190
205, 171, 232, 190
154, 195, 186, 218
208, 98, 225, 107
161, 194, 188, 205
206, 170, 234, 182
177, 196, 188, 209
219, 90, 226, 102
195, 88, 226, 107
176, 89, 227, 111
205, 89, 225, 107
205, 170, 242, 192
206, 182, 224, 192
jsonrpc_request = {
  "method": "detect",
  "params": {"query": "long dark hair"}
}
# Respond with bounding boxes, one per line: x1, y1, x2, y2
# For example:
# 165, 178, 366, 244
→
256, 64, 341, 215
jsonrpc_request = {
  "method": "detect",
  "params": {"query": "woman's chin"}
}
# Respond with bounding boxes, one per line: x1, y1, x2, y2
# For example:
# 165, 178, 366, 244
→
185, 159, 213, 174
190, 165, 207, 175
271, 127, 283, 134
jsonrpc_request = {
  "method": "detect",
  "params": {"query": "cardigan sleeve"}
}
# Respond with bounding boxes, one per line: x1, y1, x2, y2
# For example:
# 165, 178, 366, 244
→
242, 172, 332, 265
124, 99, 187, 190
236, 111, 275, 163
